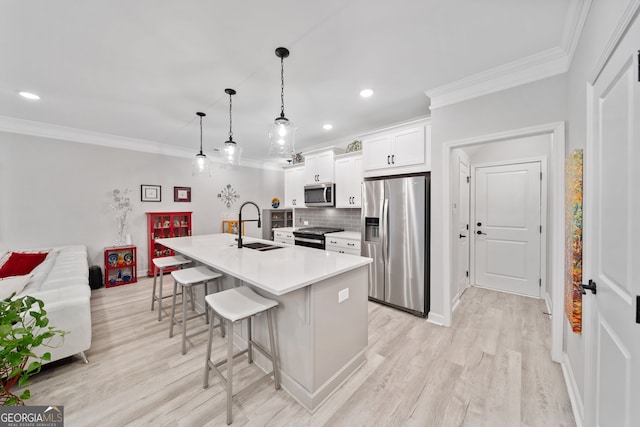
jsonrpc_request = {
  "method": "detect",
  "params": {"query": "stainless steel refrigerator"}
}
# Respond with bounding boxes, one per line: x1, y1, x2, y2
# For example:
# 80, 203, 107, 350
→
362, 173, 430, 317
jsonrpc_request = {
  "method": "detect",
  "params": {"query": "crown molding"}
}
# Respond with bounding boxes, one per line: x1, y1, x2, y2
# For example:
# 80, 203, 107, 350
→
425, 47, 569, 110
0, 115, 280, 171
561, 0, 593, 66
425, 0, 592, 110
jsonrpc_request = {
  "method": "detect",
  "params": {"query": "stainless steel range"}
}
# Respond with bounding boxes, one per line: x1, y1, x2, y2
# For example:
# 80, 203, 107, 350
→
293, 227, 345, 250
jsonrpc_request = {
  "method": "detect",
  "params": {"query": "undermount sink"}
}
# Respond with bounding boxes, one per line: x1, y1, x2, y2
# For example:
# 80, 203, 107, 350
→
242, 242, 284, 251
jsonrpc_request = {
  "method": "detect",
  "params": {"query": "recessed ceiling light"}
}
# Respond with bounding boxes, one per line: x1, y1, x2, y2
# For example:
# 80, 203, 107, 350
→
360, 89, 374, 98
323, 124, 333, 130
19, 91, 40, 100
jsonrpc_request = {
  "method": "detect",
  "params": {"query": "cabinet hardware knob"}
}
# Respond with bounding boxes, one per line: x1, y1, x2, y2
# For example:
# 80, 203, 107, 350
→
387, 155, 390, 165
391, 154, 395, 164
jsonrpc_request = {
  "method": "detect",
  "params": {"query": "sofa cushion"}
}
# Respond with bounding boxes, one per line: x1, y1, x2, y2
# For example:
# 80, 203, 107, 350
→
0, 251, 50, 278
0, 275, 30, 299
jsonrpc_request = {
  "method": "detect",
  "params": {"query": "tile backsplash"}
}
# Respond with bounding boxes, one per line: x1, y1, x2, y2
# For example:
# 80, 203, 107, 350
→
294, 208, 361, 232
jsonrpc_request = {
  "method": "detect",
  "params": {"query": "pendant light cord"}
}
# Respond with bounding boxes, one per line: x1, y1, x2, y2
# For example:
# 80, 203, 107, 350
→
199, 114, 204, 155
280, 56, 285, 119
229, 92, 233, 140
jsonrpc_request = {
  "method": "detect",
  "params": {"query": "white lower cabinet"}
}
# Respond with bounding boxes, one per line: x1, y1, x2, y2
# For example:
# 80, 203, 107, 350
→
274, 230, 294, 245
325, 235, 361, 255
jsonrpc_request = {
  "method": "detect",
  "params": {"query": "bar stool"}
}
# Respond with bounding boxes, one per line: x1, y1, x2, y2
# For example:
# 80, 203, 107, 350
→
169, 266, 223, 355
151, 255, 192, 321
203, 286, 280, 425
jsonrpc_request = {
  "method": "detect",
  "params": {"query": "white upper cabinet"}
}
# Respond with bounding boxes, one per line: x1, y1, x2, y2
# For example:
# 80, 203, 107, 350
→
284, 166, 305, 208
361, 121, 431, 177
304, 150, 336, 184
335, 153, 363, 208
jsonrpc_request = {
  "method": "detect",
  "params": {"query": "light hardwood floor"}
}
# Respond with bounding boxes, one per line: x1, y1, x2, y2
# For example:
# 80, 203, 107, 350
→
27, 278, 575, 426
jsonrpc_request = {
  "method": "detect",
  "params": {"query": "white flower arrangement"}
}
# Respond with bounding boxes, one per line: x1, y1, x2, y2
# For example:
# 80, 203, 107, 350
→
110, 189, 133, 246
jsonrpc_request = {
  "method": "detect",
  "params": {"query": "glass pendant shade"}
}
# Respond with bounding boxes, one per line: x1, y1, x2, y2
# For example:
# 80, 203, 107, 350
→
192, 153, 210, 176
268, 47, 296, 158
220, 88, 241, 168
192, 112, 210, 176
221, 139, 242, 168
268, 117, 296, 157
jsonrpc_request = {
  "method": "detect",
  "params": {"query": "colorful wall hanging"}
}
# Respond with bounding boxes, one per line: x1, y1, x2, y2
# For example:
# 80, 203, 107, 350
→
564, 149, 583, 334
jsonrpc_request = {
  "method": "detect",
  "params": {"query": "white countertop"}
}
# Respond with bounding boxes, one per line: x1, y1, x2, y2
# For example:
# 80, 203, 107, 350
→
326, 231, 361, 240
156, 234, 371, 296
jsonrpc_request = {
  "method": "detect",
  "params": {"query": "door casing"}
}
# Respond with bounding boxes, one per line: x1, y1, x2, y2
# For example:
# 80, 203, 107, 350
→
442, 122, 565, 364
469, 158, 547, 301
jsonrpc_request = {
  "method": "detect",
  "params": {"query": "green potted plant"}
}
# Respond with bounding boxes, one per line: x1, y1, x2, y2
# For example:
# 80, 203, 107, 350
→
0, 293, 66, 405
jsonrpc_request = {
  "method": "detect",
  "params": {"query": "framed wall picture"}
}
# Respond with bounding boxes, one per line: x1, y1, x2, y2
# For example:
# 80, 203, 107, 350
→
141, 185, 161, 202
174, 186, 191, 202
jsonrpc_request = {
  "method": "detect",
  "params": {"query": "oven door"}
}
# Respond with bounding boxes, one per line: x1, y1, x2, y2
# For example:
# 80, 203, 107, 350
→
294, 235, 325, 249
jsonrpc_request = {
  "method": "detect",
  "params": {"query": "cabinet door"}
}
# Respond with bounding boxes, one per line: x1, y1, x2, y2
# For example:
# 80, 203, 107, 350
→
334, 157, 353, 208
335, 156, 363, 208
352, 156, 363, 207
304, 156, 320, 184
285, 167, 305, 208
391, 126, 425, 168
316, 151, 334, 183
362, 134, 393, 171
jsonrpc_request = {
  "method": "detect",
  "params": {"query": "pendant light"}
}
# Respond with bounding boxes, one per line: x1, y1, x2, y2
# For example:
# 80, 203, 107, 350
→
193, 112, 211, 176
221, 88, 241, 168
268, 47, 296, 158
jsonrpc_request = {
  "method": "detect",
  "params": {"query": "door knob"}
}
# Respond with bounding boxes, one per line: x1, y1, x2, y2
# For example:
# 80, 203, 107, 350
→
477, 222, 482, 226
459, 234, 466, 239
580, 279, 597, 295
476, 230, 486, 235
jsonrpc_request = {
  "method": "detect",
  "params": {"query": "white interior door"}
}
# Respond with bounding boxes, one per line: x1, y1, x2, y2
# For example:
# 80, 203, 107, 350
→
455, 157, 471, 300
586, 17, 640, 427
474, 162, 541, 297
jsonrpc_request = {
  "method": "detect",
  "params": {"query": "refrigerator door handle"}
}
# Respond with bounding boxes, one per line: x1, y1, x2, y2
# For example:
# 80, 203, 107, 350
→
383, 198, 389, 263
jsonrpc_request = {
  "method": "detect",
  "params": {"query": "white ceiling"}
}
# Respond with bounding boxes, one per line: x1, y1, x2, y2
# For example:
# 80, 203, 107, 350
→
1, 0, 578, 164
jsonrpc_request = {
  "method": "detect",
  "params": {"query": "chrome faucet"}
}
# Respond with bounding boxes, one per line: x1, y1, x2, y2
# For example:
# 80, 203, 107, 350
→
237, 201, 261, 248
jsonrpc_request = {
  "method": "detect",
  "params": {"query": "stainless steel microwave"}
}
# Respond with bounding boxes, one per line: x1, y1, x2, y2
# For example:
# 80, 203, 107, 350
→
304, 183, 335, 207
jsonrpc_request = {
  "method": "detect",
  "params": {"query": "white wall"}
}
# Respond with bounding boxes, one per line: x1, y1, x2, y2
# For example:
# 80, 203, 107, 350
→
0, 131, 283, 275
429, 73, 567, 325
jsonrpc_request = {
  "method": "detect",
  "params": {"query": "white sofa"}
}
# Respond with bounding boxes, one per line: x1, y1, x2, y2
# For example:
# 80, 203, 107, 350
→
8, 246, 92, 364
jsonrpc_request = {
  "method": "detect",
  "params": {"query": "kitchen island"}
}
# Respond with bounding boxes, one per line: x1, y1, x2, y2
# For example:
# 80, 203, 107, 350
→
156, 233, 371, 412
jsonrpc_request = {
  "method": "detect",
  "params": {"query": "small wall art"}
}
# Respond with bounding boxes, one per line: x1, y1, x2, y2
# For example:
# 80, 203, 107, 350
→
564, 149, 583, 334
218, 184, 240, 208
174, 186, 191, 202
141, 185, 161, 202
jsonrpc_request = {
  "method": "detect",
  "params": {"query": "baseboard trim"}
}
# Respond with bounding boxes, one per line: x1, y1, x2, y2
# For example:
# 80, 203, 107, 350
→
544, 292, 553, 315
561, 352, 584, 427
427, 312, 445, 326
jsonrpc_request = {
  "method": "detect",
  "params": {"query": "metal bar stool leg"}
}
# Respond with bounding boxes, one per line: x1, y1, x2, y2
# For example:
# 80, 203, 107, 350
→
247, 317, 253, 364
157, 267, 165, 321
204, 305, 215, 389
204, 282, 210, 325
182, 283, 188, 354
169, 277, 178, 338
267, 309, 281, 390
151, 266, 158, 312
226, 319, 234, 425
